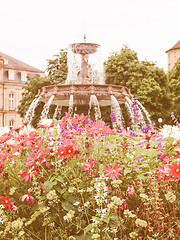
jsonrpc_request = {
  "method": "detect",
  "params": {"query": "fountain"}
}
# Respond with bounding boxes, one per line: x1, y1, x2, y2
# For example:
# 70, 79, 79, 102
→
25, 35, 152, 129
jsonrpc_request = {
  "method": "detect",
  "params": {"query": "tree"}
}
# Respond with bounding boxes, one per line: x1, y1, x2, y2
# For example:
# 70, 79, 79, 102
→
168, 58, 180, 120
18, 49, 68, 126
104, 45, 171, 125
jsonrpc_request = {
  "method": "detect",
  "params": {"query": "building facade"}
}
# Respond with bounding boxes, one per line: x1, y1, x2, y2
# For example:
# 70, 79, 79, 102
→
166, 40, 180, 71
0, 52, 44, 128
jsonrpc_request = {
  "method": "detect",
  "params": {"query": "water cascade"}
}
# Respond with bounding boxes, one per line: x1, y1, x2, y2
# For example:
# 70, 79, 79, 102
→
24, 96, 41, 123
68, 94, 74, 117
88, 95, 102, 121
41, 95, 55, 120
53, 105, 62, 120
111, 95, 124, 126
136, 99, 152, 127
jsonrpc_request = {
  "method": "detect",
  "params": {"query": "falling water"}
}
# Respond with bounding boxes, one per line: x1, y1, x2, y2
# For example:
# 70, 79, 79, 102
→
53, 105, 62, 120
41, 95, 55, 120
111, 95, 124, 126
125, 97, 135, 125
68, 95, 74, 117
136, 100, 152, 127
24, 96, 41, 123
66, 48, 81, 84
88, 95, 101, 121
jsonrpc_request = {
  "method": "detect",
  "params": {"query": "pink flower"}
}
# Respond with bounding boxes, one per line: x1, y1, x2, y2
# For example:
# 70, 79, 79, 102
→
160, 154, 170, 164
127, 185, 135, 196
26, 156, 35, 167
83, 160, 96, 171
170, 162, 180, 179
19, 166, 38, 182
71, 113, 87, 125
157, 164, 170, 181
87, 121, 114, 136
104, 163, 123, 180
20, 188, 34, 204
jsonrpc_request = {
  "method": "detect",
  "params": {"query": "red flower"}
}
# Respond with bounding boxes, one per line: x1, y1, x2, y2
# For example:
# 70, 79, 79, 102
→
0, 196, 14, 209
145, 135, 152, 140
170, 162, 180, 179
20, 188, 34, 204
56, 140, 77, 160
104, 163, 123, 180
19, 166, 38, 182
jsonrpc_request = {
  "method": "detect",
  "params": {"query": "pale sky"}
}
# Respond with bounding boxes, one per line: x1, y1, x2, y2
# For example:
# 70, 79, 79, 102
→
0, 0, 179, 72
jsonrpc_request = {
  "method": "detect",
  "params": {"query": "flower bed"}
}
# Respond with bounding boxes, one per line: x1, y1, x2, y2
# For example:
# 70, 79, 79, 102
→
0, 113, 179, 239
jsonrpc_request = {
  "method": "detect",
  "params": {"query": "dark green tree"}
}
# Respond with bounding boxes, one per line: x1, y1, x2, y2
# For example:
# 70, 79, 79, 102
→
168, 58, 180, 120
104, 45, 171, 125
18, 49, 68, 126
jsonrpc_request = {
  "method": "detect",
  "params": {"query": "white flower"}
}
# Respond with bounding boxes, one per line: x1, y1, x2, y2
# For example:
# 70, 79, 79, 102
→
63, 210, 75, 222
39, 118, 53, 126
12, 218, 23, 229
0, 126, 9, 136
68, 186, 76, 193
46, 190, 58, 201
165, 192, 176, 203
135, 218, 147, 227
161, 125, 180, 142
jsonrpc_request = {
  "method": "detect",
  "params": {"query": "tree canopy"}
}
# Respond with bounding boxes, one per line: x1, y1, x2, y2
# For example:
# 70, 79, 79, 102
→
18, 49, 68, 126
104, 45, 171, 124
168, 58, 180, 120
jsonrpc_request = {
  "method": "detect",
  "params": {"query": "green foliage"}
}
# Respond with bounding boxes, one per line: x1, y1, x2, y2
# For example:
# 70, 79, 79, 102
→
18, 49, 68, 126
46, 49, 68, 85
104, 45, 172, 124
168, 58, 180, 120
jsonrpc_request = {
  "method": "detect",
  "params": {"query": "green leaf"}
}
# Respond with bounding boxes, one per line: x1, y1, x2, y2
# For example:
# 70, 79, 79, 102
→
44, 180, 56, 191
84, 223, 94, 236
56, 175, 64, 183
124, 168, 131, 175
109, 215, 121, 228
67, 159, 77, 169
61, 201, 76, 212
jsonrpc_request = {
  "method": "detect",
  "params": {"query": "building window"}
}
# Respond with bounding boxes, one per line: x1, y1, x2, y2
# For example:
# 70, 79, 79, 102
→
9, 93, 15, 110
9, 120, 14, 129
21, 71, 27, 82
8, 70, 15, 81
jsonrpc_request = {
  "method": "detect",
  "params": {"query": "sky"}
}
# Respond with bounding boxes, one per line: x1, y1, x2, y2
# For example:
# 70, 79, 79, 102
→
0, 0, 180, 72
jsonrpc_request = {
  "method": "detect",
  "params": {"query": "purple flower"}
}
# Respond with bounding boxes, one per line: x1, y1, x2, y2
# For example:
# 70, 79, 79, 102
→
110, 110, 117, 124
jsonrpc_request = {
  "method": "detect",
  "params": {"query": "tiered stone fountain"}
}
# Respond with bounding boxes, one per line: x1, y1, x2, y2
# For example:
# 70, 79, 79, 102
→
25, 35, 151, 128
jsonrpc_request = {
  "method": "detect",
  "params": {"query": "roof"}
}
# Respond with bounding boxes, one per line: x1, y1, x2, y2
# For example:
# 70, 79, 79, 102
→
166, 40, 180, 53
0, 51, 44, 73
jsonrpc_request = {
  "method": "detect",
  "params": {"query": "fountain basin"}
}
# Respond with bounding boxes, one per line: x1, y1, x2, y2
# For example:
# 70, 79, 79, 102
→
70, 43, 100, 55
38, 84, 132, 107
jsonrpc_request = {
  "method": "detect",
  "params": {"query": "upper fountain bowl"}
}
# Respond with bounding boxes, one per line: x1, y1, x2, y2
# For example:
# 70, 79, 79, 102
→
69, 42, 100, 55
